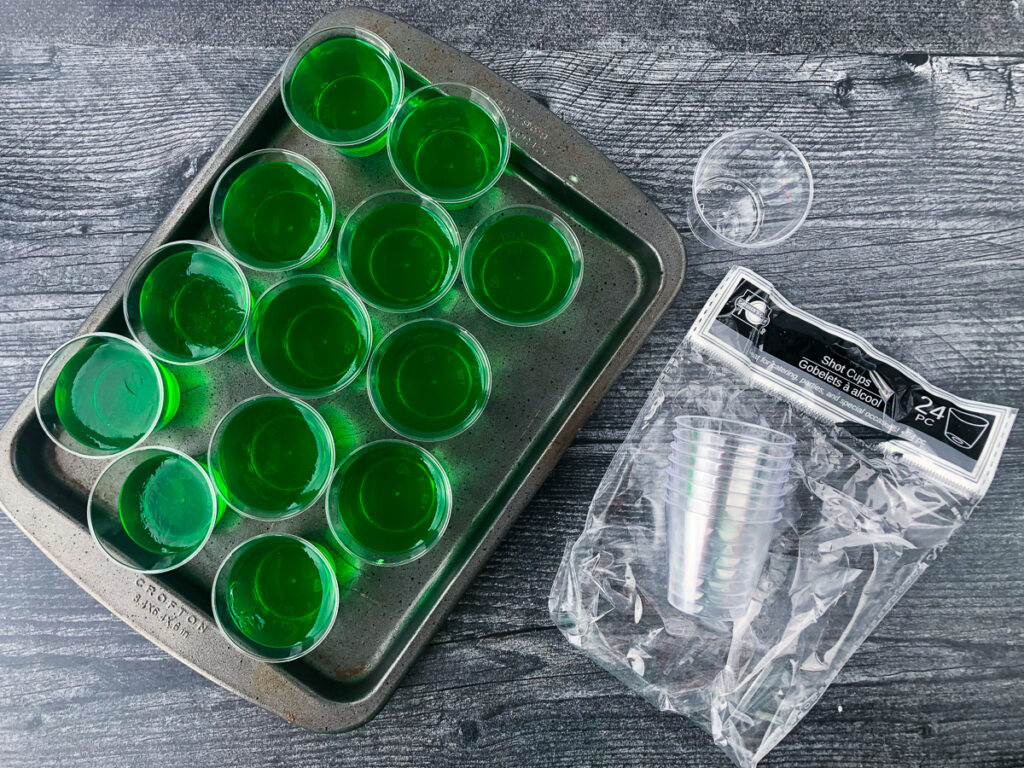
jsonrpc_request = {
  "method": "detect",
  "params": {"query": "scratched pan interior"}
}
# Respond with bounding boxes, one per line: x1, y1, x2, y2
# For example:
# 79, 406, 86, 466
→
0, 7, 684, 730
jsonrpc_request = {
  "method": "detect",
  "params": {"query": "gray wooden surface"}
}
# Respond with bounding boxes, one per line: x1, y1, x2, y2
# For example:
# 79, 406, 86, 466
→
1, 2, 1023, 767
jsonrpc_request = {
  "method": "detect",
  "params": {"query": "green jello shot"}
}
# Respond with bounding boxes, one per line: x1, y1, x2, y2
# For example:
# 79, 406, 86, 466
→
208, 395, 335, 520
326, 440, 452, 566
462, 206, 584, 326
211, 149, 336, 271
338, 190, 461, 312
388, 83, 510, 208
35, 332, 179, 458
367, 319, 490, 441
124, 240, 250, 364
88, 447, 218, 573
213, 534, 339, 662
246, 275, 372, 397
282, 26, 404, 157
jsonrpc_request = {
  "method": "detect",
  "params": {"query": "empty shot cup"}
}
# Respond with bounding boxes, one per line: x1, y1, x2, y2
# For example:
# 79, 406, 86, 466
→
387, 82, 510, 208
673, 415, 796, 457
670, 438, 794, 469
338, 190, 461, 312
281, 26, 404, 157
123, 240, 250, 365
664, 415, 793, 621
35, 332, 180, 458
667, 514, 777, 619
212, 533, 340, 662
664, 480, 785, 522
88, 447, 218, 573
672, 438, 793, 468
367, 319, 491, 441
210, 149, 336, 271
326, 440, 452, 566
667, 511, 778, 602
687, 129, 813, 251
462, 205, 584, 326
246, 275, 372, 397
667, 454, 789, 495
208, 395, 335, 520
668, 444, 793, 485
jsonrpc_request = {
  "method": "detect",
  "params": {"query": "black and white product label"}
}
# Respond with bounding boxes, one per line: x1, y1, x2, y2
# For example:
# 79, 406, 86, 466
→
687, 267, 1016, 495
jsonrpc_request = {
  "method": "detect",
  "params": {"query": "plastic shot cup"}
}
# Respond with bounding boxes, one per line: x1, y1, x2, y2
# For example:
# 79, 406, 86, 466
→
387, 82, 510, 208
88, 447, 218, 573
210, 149, 336, 271
673, 415, 796, 457
665, 477, 785, 521
687, 129, 813, 251
672, 439, 794, 467
208, 395, 335, 520
367, 319, 490, 441
462, 205, 584, 326
35, 332, 179, 458
123, 240, 250, 365
663, 415, 793, 621
338, 190, 461, 312
212, 533, 339, 662
326, 440, 452, 566
668, 444, 793, 485
667, 511, 778, 618
667, 433, 790, 505
670, 437, 794, 467
672, 439, 794, 469
246, 275, 372, 397
667, 452, 789, 492
281, 26, 404, 157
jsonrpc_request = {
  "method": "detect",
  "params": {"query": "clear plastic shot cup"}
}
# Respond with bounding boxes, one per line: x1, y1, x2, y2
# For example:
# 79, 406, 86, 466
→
35, 332, 179, 458
207, 395, 335, 520
665, 478, 785, 521
367, 319, 491, 441
387, 82, 510, 208
123, 240, 250, 365
673, 415, 796, 457
668, 443, 793, 481
212, 533, 340, 662
88, 446, 218, 573
671, 436, 794, 465
210, 149, 336, 271
687, 129, 813, 251
326, 440, 452, 566
281, 26, 404, 157
667, 513, 778, 618
338, 190, 461, 312
246, 275, 372, 397
670, 451, 791, 496
663, 415, 793, 621
462, 205, 584, 326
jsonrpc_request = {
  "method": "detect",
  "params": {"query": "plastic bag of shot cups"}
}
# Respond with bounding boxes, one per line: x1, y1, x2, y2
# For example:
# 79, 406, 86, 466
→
550, 266, 1016, 768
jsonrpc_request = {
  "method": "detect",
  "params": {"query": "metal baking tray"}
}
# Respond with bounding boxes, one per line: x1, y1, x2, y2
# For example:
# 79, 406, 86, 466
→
0, 7, 685, 731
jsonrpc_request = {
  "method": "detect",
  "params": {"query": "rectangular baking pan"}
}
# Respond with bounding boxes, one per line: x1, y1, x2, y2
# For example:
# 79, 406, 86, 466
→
0, 6, 685, 731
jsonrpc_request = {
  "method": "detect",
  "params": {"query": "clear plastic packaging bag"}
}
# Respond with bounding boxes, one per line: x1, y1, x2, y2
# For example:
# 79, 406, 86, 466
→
550, 267, 1016, 767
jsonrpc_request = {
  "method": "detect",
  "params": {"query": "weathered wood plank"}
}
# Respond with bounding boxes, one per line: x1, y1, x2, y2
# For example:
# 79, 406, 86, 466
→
0, 39, 1022, 768
0, 0, 1023, 54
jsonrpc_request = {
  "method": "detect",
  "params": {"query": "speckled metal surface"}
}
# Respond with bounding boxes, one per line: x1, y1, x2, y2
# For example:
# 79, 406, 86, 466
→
0, 7, 684, 731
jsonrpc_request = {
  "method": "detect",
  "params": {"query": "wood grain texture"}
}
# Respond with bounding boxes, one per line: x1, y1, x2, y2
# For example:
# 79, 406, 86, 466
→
1, 0, 1024, 53
1, 9, 1023, 768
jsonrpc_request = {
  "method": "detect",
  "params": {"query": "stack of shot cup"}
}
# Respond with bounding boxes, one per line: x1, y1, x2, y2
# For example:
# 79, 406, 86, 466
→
665, 416, 795, 621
